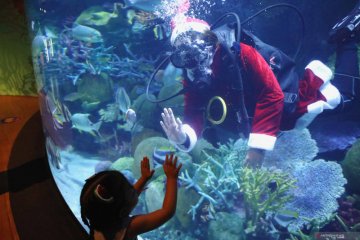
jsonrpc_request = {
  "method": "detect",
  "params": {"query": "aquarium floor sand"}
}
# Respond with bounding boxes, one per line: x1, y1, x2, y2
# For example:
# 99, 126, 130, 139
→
0, 96, 87, 240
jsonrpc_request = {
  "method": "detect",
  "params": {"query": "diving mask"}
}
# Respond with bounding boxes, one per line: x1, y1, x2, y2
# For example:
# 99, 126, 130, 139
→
170, 32, 214, 69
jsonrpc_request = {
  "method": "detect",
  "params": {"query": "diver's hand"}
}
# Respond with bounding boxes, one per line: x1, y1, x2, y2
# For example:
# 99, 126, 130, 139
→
244, 148, 265, 169
160, 108, 187, 145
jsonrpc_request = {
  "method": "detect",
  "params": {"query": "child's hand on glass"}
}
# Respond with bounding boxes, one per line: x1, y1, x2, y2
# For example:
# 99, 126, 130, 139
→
141, 156, 155, 181
163, 154, 182, 179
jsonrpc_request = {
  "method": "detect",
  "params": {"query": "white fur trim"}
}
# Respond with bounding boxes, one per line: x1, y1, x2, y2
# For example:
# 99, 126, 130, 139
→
307, 100, 325, 114
296, 81, 341, 129
305, 60, 333, 83
171, 21, 210, 45
248, 133, 277, 151
320, 81, 341, 109
175, 124, 197, 152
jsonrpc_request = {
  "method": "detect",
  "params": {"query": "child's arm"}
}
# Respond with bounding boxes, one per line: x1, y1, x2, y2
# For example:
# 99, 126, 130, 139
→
133, 156, 155, 194
126, 154, 182, 238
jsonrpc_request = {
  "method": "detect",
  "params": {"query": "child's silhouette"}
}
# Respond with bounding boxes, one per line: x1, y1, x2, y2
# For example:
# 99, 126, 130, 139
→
80, 154, 182, 240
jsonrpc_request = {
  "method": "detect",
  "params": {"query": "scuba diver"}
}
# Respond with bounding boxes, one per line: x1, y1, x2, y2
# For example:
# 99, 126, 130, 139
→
155, 3, 360, 168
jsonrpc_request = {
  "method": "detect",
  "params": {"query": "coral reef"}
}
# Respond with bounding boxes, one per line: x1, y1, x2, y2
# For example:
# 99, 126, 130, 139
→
110, 156, 135, 172
179, 139, 244, 220
144, 175, 166, 212
284, 159, 347, 232
175, 130, 347, 239
322, 195, 360, 232
239, 167, 295, 235
99, 103, 120, 122
341, 139, 360, 194
188, 138, 215, 164
263, 129, 318, 170
131, 128, 163, 155
76, 72, 113, 103
132, 93, 159, 129
207, 212, 245, 240
44, 25, 156, 95
133, 136, 176, 178
175, 188, 200, 229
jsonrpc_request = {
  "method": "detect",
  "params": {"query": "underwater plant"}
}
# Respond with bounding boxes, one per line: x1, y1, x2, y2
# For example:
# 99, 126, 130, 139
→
179, 139, 246, 220
239, 167, 296, 236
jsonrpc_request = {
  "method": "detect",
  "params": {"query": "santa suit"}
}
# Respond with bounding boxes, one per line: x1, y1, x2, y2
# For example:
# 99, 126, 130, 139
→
178, 42, 340, 152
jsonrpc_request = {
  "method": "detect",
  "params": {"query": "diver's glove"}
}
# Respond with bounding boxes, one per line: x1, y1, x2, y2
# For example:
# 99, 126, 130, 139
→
160, 108, 197, 152
160, 108, 187, 144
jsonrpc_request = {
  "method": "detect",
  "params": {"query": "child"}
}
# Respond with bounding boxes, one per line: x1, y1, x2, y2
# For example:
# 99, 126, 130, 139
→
80, 154, 182, 240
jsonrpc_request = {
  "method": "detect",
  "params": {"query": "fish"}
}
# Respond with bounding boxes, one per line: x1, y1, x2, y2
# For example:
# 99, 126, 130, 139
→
115, 87, 131, 114
70, 113, 102, 136
46, 137, 62, 169
76, 5, 119, 27
45, 93, 72, 130
81, 101, 101, 112
267, 180, 278, 192
71, 24, 103, 43
274, 210, 299, 228
125, 108, 137, 123
153, 146, 176, 164
153, 24, 165, 40
64, 92, 85, 102
127, 9, 137, 25
32, 29, 49, 60
123, 0, 162, 12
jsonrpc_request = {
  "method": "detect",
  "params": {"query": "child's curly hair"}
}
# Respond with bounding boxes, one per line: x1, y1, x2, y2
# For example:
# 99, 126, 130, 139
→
80, 171, 138, 237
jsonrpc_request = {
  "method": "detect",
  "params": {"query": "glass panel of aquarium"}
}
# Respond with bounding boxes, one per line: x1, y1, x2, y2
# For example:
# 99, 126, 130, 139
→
25, 0, 360, 239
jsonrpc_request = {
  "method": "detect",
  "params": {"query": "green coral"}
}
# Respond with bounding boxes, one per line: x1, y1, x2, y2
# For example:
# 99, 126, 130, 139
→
132, 93, 158, 129
77, 73, 113, 103
99, 103, 120, 122
341, 139, 360, 194
110, 157, 135, 171
239, 167, 295, 235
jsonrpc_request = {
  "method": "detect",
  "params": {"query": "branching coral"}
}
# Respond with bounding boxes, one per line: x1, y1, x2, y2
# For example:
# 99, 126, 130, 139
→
283, 159, 347, 232
239, 167, 295, 234
179, 139, 245, 220
44, 27, 156, 88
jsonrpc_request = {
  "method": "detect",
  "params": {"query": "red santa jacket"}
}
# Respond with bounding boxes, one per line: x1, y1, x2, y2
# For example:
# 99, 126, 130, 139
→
182, 42, 338, 151
183, 43, 284, 150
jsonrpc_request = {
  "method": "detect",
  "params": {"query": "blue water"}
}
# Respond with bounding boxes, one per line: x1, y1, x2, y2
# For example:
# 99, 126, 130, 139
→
25, 0, 360, 239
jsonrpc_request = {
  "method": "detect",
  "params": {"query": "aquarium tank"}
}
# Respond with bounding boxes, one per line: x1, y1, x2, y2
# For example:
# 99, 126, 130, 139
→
25, 0, 360, 239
